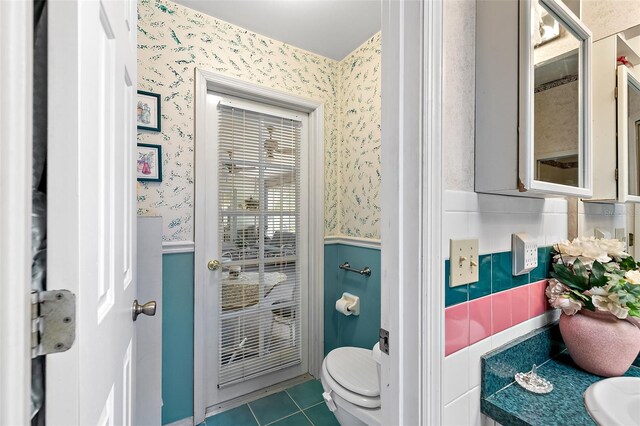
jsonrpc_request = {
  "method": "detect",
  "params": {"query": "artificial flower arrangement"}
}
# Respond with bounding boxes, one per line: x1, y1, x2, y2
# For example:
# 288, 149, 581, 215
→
546, 237, 640, 319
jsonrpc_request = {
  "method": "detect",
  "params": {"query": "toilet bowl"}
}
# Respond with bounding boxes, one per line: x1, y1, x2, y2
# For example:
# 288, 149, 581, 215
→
319, 343, 382, 426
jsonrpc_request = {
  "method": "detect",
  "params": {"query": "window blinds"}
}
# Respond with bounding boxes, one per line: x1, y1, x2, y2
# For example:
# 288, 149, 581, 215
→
216, 102, 302, 387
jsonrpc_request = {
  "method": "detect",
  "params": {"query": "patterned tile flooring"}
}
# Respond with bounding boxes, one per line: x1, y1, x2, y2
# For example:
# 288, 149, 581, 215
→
203, 380, 339, 426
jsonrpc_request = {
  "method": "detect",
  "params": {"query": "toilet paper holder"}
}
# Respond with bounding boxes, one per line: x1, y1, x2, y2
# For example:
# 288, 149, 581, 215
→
336, 292, 360, 316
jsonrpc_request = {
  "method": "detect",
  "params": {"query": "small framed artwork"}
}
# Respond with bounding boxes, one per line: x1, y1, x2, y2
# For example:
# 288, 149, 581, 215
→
137, 143, 162, 182
137, 90, 161, 132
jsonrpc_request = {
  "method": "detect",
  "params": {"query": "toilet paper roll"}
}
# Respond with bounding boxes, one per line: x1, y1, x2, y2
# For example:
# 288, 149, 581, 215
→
335, 298, 353, 316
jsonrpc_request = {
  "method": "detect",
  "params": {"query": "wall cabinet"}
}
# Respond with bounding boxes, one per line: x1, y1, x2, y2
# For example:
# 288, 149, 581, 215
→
476, 0, 592, 197
591, 30, 640, 202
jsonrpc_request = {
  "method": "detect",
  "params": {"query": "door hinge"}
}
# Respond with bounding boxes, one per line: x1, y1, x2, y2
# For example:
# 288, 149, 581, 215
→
615, 86, 618, 99
615, 168, 619, 181
31, 290, 76, 358
379, 328, 389, 355
630, 233, 635, 247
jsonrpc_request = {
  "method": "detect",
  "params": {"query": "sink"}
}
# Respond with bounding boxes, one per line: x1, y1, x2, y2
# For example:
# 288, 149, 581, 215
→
584, 377, 640, 425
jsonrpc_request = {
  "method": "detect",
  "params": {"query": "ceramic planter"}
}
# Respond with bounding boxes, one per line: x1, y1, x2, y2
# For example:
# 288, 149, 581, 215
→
559, 309, 640, 377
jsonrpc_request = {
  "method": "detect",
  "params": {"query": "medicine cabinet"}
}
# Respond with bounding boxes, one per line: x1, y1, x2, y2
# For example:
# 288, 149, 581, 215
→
590, 28, 640, 203
476, 0, 592, 197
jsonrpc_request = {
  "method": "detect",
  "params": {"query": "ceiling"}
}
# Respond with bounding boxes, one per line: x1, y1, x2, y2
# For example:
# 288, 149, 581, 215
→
171, 0, 381, 61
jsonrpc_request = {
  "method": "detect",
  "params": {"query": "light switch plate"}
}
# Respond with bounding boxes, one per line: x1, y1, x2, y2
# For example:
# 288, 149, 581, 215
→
512, 233, 538, 276
450, 239, 479, 287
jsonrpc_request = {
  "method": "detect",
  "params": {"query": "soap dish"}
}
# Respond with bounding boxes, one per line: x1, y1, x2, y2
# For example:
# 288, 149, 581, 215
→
514, 364, 553, 394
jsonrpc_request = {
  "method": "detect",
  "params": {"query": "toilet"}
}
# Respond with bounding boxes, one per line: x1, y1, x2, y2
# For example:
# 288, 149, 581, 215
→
320, 342, 382, 426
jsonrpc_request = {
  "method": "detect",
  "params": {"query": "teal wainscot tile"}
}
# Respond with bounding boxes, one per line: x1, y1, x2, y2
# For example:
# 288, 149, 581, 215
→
445, 259, 469, 307
491, 251, 529, 293
469, 254, 492, 300
530, 246, 553, 281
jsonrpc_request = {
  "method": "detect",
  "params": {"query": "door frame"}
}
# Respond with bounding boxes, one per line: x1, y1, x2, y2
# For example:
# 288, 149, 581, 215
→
380, 0, 443, 424
193, 69, 325, 425
0, 1, 33, 424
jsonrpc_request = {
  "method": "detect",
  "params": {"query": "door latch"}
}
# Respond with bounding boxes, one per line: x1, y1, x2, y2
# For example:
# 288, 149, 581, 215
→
31, 290, 76, 358
379, 328, 389, 355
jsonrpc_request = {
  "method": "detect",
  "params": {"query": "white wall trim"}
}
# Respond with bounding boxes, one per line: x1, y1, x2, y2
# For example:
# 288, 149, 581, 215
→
0, 2, 33, 424
162, 241, 195, 254
380, 0, 443, 424
323, 235, 381, 249
193, 69, 324, 424
165, 416, 194, 426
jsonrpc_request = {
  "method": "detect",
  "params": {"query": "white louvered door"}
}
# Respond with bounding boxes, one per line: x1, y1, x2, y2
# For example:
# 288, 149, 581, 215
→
205, 93, 309, 407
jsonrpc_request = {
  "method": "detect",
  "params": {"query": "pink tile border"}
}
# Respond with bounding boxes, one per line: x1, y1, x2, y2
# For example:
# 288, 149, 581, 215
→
511, 285, 530, 325
469, 296, 492, 345
445, 303, 469, 356
445, 279, 554, 356
529, 279, 549, 317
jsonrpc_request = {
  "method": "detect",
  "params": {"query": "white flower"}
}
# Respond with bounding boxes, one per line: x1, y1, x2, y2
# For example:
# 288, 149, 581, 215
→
546, 279, 583, 315
580, 239, 611, 263
553, 296, 583, 315
625, 270, 640, 285
588, 285, 630, 319
556, 240, 582, 257
598, 239, 629, 259
546, 279, 568, 303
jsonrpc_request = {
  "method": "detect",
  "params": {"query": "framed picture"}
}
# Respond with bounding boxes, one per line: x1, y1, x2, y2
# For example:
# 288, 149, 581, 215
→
137, 90, 161, 132
137, 143, 162, 182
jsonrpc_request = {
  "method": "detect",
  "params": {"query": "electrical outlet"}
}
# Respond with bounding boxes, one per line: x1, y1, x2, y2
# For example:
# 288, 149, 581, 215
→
450, 239, 479, 287
512, 233, 538, 276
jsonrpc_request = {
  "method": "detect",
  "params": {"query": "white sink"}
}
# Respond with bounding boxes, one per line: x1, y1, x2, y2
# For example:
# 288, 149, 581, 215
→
584, 377, 640, 426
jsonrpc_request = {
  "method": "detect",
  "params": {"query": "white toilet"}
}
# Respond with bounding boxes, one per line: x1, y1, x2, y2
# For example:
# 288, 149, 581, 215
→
320, 342, 382, 426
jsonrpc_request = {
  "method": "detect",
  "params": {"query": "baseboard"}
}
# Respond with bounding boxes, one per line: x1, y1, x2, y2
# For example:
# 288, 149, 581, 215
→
165, 416, 194, 426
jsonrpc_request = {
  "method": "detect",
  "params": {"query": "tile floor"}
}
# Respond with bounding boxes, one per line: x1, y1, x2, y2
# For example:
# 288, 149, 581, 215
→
203, 380, 339, 426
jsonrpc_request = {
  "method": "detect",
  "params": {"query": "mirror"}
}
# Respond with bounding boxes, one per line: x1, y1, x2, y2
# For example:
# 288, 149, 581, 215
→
532, 0, 583, 188
628, 73, 640, 196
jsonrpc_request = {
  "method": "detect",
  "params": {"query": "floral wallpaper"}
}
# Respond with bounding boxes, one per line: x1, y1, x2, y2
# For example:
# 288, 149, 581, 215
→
137, 0, 381, 240
337, 34, 381, 238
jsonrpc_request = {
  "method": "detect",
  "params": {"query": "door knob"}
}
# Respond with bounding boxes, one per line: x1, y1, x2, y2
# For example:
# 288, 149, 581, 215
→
132, 300, 157, 321
207, 259, 221, 271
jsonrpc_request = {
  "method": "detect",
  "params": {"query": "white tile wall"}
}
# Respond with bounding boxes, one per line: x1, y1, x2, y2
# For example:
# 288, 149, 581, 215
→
443, 190, 568, 256
578, 202, 628, 239
442, 311, 561, 422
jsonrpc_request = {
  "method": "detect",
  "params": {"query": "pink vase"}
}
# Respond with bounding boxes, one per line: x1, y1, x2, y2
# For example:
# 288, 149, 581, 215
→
559, 310, 640, 377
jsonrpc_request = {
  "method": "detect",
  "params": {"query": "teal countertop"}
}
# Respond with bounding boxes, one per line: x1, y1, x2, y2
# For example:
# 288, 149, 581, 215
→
481, 326, 640, 426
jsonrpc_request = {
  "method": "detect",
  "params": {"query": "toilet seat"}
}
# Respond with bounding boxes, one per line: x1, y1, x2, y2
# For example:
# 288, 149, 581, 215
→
322, 347, 381, 409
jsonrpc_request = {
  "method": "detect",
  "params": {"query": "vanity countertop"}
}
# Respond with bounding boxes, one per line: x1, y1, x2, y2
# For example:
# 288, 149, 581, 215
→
482, 347, 640, 426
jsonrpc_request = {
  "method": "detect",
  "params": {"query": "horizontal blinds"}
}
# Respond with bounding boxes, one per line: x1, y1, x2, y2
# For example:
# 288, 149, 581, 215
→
217, 103, 302, 387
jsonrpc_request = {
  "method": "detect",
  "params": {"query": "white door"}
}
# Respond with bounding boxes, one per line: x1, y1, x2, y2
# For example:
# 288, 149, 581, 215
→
46, 0, 144, 424
204, 93, 309, 408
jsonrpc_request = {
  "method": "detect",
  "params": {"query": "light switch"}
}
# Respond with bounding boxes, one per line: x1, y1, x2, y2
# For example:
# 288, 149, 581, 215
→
512, 233, 537, 276
450, 239, 479, 287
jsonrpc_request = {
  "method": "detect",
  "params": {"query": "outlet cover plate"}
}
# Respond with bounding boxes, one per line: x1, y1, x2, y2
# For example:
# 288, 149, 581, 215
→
450, 239, 479, 287
512, 233, 538, 276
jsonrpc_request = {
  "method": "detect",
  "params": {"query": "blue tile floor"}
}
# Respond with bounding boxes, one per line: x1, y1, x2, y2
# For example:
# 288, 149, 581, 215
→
203, 379, 339, 426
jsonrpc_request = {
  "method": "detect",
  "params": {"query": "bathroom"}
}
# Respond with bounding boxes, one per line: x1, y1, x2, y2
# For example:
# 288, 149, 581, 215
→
6, 0, 640, 424
136, 0, 640, 425
136, 0, 382, 424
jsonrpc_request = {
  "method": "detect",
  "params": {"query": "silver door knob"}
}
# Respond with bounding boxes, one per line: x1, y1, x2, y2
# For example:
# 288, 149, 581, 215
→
207, 259, 221, 271
132, 300, 157, 321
